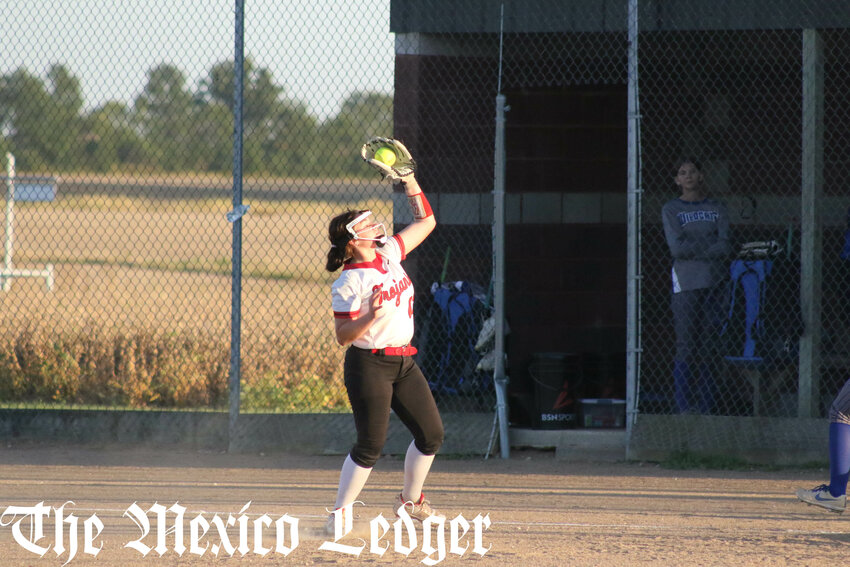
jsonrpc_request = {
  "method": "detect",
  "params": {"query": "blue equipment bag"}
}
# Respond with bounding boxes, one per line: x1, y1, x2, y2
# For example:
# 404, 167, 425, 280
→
419, 281, 488, 396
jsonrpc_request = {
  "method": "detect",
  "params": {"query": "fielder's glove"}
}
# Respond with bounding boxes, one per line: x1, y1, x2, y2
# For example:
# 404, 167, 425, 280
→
738, 240, 783, 259
361, 136, 416, 182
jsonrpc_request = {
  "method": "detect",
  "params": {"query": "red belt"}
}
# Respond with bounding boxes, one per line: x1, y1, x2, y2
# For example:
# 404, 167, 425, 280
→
371, 345, 418, 356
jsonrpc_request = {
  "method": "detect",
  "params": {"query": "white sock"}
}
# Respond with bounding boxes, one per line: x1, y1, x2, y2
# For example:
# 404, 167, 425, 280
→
402, 441, 435, 503
334, 454, 373, 509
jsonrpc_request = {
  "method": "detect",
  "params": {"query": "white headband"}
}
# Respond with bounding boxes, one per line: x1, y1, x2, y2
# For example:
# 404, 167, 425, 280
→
345, 210, 373, 238
344, 210, 388, 245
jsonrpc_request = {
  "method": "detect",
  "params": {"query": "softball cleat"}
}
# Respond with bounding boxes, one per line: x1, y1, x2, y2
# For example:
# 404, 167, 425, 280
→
397, 492, 444, 522
796, 484, 846, 513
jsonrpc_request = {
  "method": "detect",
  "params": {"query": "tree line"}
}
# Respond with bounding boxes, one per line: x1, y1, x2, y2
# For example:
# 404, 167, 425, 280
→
0, 59, 393, 178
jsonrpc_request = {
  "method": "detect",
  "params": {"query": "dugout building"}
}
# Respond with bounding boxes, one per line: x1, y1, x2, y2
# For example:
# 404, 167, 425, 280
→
389, 0, 850, 442
391, 0, 629, 428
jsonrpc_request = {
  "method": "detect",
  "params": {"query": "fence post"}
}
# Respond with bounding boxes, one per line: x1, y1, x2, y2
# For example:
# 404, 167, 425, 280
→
493, 92, 509, 459
3, 153, 14, 292
798, 28, 823, 418
229, 0, 246, 451
625, 0, 641, 456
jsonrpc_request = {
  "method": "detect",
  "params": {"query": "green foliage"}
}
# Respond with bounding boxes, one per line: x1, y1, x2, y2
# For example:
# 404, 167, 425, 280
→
0, 68, 55, 170
257, 99, 321, 177
134, 64, 196, 172
240, 333, 349, 413
661, 450, 830, 472
0, 59, 392, 178
81, 102, 146, 172
44, 65, 84, 169
659, 450, 823, 471
202, 58, 282, 126
320, 91, 394, 178
662, 450, 750, 470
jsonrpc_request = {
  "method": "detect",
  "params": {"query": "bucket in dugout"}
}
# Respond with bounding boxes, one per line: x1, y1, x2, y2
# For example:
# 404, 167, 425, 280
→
529, 352, 581, 429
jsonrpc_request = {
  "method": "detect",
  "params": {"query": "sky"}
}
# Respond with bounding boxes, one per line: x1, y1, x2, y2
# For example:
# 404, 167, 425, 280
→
1, 0, 395, 121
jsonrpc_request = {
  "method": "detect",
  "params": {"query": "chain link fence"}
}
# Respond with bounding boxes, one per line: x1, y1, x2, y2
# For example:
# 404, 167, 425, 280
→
3, 0, 849, 459
636, 8, 850, 425
0, 0, 507, 453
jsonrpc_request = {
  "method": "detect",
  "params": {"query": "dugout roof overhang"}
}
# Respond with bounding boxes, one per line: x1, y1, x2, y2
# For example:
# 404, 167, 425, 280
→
391, 0, 850, 34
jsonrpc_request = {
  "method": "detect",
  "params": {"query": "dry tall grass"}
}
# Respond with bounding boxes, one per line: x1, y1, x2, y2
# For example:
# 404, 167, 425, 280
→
0, 321, 348, 411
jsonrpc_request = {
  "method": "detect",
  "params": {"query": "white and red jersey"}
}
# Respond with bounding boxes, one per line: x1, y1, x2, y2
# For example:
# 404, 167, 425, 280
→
331, 234, 415, 349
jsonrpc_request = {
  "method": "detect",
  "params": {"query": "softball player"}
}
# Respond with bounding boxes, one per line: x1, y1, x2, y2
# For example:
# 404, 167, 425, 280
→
796, 378, 850, 513
324, 173, 443, 533
661, 159, 731, 414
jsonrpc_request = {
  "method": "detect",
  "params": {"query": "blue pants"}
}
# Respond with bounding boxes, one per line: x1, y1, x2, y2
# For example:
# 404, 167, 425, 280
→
671, 285, 726, 413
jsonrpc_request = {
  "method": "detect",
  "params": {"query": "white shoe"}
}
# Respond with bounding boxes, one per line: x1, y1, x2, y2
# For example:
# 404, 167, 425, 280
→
796, 484, 846, 513
325, 506, 351, 536
397, 492, 444, 522
324, 513, 336, 536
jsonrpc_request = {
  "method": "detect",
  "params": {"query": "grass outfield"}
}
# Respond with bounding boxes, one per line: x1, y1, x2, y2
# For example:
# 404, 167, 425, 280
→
8, 194, 392, 283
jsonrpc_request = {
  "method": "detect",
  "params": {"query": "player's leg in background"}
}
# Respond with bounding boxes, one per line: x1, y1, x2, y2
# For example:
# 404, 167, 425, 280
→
827, 379, 850, 498
672, 290, 699, 413
695, 284, 727, 414
797, 378, 850, 512
828, 422, 850, 497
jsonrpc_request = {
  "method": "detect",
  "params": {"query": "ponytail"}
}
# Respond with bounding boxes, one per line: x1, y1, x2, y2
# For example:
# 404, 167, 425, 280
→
325, 243, 348, 272
325, 209, 368, 272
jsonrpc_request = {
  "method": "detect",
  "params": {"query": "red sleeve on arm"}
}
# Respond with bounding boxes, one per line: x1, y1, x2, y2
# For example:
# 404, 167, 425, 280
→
334, 310, 359, 319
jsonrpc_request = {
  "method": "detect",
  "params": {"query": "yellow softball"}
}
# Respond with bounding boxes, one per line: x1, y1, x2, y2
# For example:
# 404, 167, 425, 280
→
374, 147, 397, 166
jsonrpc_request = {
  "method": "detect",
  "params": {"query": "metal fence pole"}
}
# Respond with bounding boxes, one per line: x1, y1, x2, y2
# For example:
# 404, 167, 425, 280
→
228, 0, 246, 451
493, 93, 509, 459
799, 28, 824, 418
3, 153, 14, 292
625, 0, 641, 456
490, 2, 509, 460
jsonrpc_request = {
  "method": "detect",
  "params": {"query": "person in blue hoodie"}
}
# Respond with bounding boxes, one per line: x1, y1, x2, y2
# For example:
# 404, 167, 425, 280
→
661, 159, 732, 413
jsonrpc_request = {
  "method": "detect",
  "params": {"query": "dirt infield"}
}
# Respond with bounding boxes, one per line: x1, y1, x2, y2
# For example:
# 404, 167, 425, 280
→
0, 444, 845, 566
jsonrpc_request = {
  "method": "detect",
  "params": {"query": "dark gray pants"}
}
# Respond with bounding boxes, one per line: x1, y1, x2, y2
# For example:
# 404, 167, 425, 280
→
671, 285, 726, 413
831, 378, 850, 424
671, 284, 727, 364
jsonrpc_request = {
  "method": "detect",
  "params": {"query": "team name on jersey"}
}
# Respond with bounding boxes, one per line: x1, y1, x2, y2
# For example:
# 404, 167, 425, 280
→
374, 276, 412, 307
677, 210, 718, 225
